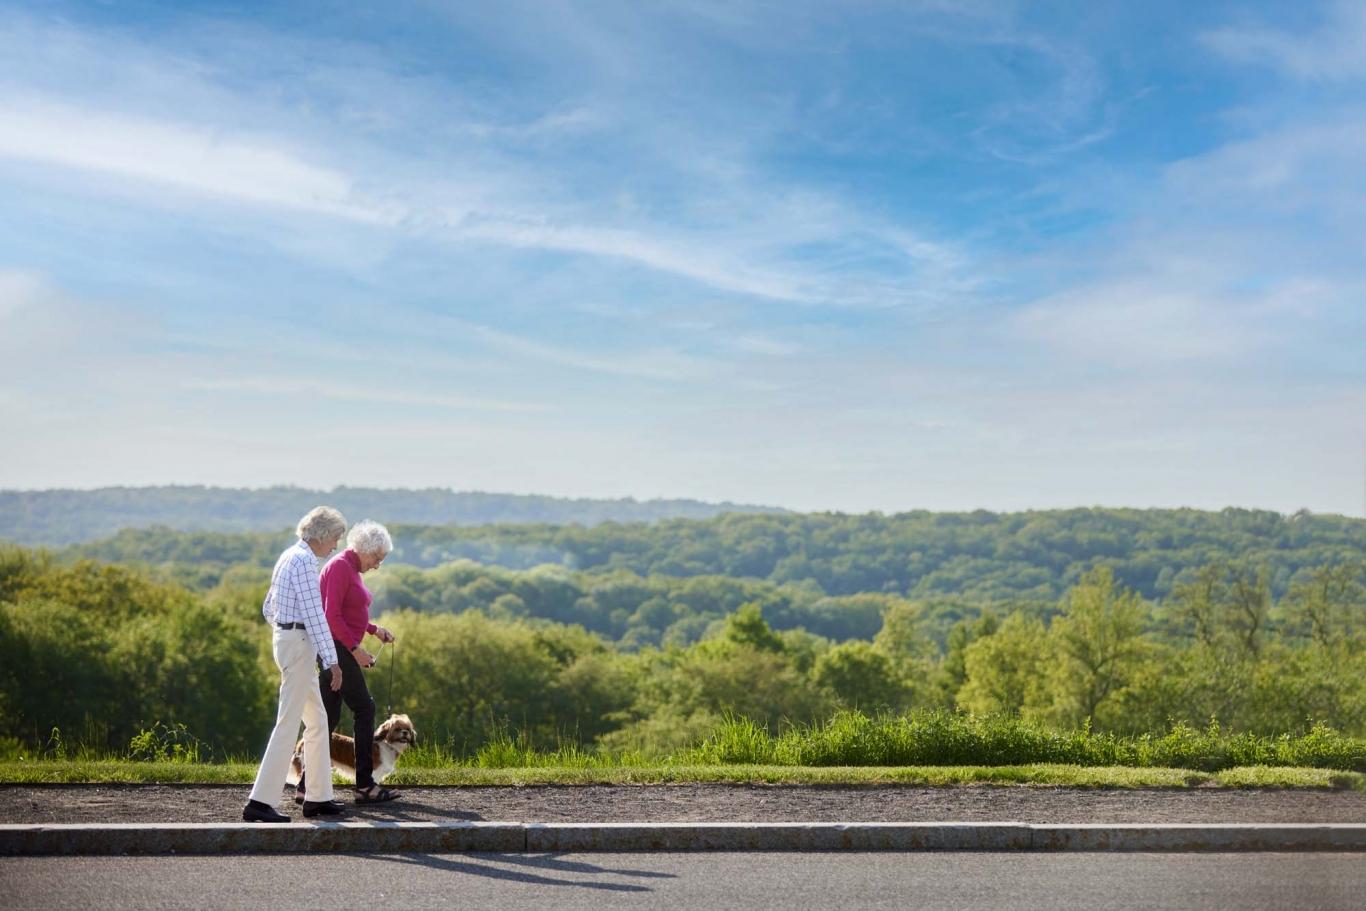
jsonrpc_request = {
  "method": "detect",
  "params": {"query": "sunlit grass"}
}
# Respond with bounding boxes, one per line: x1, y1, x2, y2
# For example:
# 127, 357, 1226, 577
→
1215, 766, 1366, 792
686, 712, 1366, 772
3, 711, 1360, 788
0, 760, 261, 784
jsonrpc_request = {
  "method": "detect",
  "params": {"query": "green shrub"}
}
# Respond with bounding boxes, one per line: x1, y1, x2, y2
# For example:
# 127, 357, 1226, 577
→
127, 722, 202, 763
687, 711, 1365, 771
689, 716, 776, 765
1277, 721, 1366, 771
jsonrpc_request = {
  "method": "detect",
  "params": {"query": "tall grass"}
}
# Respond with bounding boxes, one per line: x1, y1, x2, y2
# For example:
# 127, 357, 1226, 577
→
10, 712, 1363, 774
398, 729, 653, 770
687, 711, 1366, 772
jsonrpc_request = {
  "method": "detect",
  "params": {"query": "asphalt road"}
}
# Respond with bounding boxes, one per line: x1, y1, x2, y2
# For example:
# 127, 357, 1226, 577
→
2, 851, 1361, 910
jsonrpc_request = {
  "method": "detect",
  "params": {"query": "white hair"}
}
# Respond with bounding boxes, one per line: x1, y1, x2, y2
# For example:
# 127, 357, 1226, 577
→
347, 519, 393, 557
296, 506, 347, 543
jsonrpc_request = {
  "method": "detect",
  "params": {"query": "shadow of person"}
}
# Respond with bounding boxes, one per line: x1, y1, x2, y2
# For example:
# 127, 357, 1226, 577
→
495, 852, 678, 880
364, 852, 655, 892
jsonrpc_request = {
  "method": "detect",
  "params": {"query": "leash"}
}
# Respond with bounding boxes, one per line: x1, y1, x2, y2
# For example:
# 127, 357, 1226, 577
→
373, 638, 398, 716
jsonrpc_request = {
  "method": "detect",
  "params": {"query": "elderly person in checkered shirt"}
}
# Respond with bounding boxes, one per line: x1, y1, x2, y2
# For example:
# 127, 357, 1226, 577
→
242, 507, 348, 823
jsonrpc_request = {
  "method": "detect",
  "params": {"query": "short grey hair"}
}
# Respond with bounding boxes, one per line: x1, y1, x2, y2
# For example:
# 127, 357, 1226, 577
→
348, 519, 393, 557
296, 506, 347, 543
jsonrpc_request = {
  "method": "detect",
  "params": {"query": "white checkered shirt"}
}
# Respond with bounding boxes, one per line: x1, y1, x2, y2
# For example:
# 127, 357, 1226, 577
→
261, 539, 339, 668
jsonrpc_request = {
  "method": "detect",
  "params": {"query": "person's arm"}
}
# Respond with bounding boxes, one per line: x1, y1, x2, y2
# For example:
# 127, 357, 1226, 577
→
261, 558, 285, 624
294, 558, 341, 685
320, 561, 354, 644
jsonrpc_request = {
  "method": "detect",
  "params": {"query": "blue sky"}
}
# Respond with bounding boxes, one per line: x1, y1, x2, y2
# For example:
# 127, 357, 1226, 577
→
1, 0, 1363, 515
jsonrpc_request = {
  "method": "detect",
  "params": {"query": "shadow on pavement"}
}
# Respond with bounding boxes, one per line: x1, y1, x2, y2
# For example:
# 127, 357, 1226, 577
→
495, 852, 678, 879
365, 852, 662, 892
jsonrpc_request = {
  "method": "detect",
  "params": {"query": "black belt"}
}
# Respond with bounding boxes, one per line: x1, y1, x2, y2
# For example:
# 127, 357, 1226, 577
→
276, 621, 306, 630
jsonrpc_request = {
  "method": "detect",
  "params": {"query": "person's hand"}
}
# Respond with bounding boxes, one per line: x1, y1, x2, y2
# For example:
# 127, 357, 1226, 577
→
374, 625, 395, 644
327, 664, 342, 692
353, 646, 375, 668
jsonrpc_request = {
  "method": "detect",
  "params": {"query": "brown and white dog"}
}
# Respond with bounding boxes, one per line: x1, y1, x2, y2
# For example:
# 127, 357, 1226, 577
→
287, 713, 417, 790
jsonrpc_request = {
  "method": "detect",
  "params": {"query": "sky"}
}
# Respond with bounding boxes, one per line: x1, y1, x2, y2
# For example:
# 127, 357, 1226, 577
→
1, 0, 1363, 516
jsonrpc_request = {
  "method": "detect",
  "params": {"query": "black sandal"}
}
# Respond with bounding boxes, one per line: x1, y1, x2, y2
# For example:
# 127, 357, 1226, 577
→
355, 784, 401, 803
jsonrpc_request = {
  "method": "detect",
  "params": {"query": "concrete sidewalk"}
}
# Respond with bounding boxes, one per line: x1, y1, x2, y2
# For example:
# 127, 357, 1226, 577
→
3, 821, 1363, 855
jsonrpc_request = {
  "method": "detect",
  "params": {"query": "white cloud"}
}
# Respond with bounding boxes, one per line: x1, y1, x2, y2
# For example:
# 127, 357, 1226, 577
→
0, 9, 986, 312
0, 269, 47, 320
0, 95, 394, 223
1161, 119, 1366, 227
1203, 1, 1366, 81
726, 334, 803, 357
1013, 283, 1273, 365
0, 269, 150, 359
465, 216, 879, 305
442, 318, 718, 382
184, 377, 550, 414
457, 105, 607, 140
1006, 92, 1366, 372
0, 91, 973, 309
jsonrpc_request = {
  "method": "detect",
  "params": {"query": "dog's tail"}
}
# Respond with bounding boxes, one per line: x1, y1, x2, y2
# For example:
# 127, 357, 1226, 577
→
285, 739, 304, 786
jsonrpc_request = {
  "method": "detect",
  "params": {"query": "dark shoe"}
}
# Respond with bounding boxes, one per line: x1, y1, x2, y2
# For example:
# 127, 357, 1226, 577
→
355, 784, 402, 804
242, 800, 290, 823
302, 799, 346, 818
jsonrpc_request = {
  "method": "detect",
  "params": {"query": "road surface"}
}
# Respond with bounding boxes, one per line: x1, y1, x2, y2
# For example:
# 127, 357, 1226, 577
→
2, 851, 1360, 910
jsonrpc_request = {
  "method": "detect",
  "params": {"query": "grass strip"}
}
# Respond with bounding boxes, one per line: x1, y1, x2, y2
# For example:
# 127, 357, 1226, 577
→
0, 761, 261, 785
1214, 766, 1366, 792
1, 761, 1361, 790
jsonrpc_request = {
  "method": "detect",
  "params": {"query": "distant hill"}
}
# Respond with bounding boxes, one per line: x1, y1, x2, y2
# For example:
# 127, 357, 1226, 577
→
52, 506, 1366, 606
0, 485, 786, 546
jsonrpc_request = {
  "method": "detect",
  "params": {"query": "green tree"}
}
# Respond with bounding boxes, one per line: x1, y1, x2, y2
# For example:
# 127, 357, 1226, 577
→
381, 610, 561, 750
1282, 562, 1363, 649
933, 609, 999, 707
813, 641, 906, 710
956, 611, 1050, 717
1, 598, 131, 746
680, 647, 831, 732
1166, 564, 1225, 647
722, 602, 785, 652
1226, 566, 1271, 657
1046, 566, 1147, 728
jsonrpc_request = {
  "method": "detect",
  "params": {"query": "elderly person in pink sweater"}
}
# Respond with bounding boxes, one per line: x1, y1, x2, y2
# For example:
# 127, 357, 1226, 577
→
296, 519, 399, 804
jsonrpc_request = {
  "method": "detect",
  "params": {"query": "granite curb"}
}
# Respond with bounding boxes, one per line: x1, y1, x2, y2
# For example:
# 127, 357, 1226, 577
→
2, 822, 1363, 855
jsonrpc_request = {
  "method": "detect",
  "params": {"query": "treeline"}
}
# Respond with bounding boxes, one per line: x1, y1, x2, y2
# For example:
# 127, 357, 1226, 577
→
58, 507, 1366, 608
2, 545, 1361, 761
0, 485, 781, 546
0, 547, 271, 757
392, 508, 1366, 602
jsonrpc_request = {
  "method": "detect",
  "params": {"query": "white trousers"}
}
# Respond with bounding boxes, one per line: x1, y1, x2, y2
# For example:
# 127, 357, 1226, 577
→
249, 628, 334, 804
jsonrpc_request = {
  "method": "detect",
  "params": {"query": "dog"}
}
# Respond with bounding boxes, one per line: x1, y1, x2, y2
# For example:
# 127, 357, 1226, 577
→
287, 713, 417, 794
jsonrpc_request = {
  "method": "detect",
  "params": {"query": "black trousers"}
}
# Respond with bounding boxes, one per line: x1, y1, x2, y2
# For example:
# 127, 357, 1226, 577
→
302, 640, 377, 793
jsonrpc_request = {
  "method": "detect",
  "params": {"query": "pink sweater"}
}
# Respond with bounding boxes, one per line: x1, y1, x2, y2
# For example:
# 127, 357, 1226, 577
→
320, 549, 377, 650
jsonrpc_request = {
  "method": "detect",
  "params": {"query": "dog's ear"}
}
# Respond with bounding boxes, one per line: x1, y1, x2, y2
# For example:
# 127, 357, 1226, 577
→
374, 717, 393, 739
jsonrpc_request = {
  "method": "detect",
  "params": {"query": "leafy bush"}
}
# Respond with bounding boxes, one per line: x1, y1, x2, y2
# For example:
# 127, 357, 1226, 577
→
687, 711, 1365, 771
127, 722, 202, 763
1276, 721, 1366, 770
